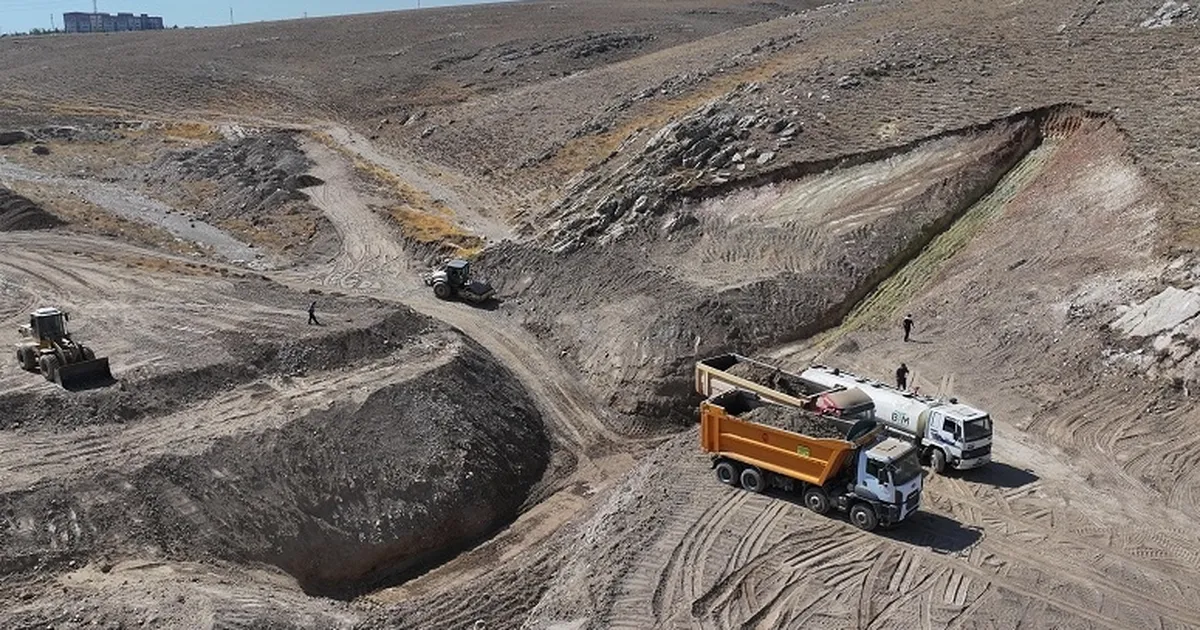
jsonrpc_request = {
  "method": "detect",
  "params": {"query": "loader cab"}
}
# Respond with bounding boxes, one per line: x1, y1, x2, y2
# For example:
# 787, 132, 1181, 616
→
445, 259, 471, 287
30, 307, 69, 342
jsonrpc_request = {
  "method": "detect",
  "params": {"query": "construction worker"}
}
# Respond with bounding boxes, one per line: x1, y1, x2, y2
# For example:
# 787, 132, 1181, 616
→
902, 314, 914, 342
307, 300, 320, 326
896, 362, 909, 390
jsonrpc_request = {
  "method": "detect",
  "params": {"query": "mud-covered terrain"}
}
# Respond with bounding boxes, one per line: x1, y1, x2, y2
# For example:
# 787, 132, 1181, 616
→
2, 0, 1199, 627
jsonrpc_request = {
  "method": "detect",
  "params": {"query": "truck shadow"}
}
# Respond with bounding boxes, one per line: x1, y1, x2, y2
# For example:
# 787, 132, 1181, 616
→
463, 297, 502, 311
955, 461, 1039, 490
881, 510, 983, 553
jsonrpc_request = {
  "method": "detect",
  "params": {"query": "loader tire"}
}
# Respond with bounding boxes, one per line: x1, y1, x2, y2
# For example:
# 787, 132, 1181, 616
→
39, 354, 60, 382
714, 461, 738, 486
433, 282, 452, 300
18, 346, 37, 371
739, 467, 766, 493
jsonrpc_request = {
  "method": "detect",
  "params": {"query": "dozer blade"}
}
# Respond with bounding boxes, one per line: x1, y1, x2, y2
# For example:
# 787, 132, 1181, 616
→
54, 357, 113, 389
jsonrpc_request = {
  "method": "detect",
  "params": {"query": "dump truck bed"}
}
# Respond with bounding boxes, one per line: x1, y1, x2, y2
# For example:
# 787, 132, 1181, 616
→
700, 390, 873, 487
696, 353, 830, 406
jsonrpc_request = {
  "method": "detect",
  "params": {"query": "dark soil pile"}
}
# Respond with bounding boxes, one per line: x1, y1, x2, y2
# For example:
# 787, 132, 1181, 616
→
740, 405, 844, 439
147, 131, 338, 260
0, 185, 63, 231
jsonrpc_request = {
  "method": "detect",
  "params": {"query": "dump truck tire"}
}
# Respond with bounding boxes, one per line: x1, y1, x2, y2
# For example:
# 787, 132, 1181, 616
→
433, 282, 452, 300
850, 503, 879, 532
804, 487, 831, 514
930, 449, 947, 474
739, 467, 766, 493
715, 461, 738, 486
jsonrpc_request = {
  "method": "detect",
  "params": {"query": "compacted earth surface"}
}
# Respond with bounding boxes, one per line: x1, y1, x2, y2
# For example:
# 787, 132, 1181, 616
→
1, 0, 1199, 627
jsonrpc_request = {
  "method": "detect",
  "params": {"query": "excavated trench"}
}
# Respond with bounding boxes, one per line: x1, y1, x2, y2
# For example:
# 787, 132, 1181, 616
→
0, 311, 550, 599
485, 105, 1108, 430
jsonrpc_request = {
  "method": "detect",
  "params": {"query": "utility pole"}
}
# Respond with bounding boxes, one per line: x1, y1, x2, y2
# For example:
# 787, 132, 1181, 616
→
229, 7, 234, 24
92, 0, 98, 14
51, 14, 55, 31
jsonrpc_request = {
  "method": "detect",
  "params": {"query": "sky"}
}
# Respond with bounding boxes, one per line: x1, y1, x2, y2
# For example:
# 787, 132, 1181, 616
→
0, 0, 501, 33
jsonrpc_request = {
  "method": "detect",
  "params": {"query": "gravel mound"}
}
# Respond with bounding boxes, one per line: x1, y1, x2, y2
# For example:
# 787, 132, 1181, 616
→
0, 185, 63, 231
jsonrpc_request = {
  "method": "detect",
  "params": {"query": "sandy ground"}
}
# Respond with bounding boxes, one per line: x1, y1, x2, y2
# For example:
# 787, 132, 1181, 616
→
2, 0, 1200, 627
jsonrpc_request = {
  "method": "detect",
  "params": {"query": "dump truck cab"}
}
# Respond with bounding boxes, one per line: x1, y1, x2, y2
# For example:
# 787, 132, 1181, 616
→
851, 436, 923, 526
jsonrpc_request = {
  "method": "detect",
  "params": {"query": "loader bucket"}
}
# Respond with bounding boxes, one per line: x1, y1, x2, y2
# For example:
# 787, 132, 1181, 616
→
54, 357, 114, 389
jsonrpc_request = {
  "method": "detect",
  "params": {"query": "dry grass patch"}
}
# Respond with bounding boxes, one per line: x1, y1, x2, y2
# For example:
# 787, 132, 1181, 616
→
388, 206, 483, 256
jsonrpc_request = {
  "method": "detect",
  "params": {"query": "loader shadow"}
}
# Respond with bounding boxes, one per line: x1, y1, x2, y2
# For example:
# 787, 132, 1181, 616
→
463, 297, 502, 311
957, 461, 1039, 490
882, 510, 983, 553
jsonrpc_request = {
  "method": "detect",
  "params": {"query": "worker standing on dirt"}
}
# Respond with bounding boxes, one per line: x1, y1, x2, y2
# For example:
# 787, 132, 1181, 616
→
307, 300, 320, 326
902, 314, 914, 342
896, 363, 909, 390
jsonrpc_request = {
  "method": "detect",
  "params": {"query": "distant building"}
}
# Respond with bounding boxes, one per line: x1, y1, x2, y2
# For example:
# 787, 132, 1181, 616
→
62, 11, 164, 33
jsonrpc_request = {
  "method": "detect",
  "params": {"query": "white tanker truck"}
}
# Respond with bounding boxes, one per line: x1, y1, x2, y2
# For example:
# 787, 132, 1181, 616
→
800, 364, 992, 473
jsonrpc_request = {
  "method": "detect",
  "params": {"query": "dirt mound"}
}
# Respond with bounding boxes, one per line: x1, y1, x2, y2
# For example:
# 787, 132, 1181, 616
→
0, 336, 549, 603
146, 131, 338, 261
740, 405, 844, 438
0, 185, 63, 231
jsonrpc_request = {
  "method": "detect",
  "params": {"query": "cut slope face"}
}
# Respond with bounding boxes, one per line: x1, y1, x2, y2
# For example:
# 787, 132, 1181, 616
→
487, 113, 1046, 427
0, 327, 549, 603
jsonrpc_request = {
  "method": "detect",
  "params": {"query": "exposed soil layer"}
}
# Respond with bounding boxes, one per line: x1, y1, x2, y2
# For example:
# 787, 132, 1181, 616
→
0, 184, 63, 231
0, 331, 549, 603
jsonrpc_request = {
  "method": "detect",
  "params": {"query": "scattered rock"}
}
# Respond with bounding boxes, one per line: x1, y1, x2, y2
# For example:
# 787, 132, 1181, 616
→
755, 151, 776, 165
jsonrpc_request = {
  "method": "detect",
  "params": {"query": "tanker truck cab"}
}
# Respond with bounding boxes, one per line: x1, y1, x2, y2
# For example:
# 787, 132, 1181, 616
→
850, 437, 923, 527
920, 402, 992, 471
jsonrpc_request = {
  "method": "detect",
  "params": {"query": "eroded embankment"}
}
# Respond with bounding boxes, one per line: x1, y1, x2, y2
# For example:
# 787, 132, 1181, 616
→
485, 106, 1100, 429
0, 336, 549, 600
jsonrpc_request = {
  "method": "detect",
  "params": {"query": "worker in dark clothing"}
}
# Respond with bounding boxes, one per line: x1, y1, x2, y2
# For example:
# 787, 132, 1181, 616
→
307, 300, 320, 326
902, 314, 914, 342
896, 363, 909, 390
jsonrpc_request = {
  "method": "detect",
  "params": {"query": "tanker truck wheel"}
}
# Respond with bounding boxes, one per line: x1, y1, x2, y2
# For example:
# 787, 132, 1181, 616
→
739, 467, 766, 493
930, 449, 947, 474
714, 461, 738, 486
849, 503, 879, 532
803, 487, 831, 515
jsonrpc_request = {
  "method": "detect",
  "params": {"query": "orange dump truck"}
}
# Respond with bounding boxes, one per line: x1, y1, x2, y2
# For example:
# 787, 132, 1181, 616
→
700, 390, 923, 531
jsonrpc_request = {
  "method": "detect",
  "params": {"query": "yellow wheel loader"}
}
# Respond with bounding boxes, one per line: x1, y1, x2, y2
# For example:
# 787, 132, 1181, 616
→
14, 307, 113, 389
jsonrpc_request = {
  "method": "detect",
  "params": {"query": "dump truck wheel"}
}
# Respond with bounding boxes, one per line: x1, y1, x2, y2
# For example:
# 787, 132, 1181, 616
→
715, 461, 738, 486
930, 449, 947, 475
739, 467, 766, 493
803, 487, 831, 515
849, 503, 879, 532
